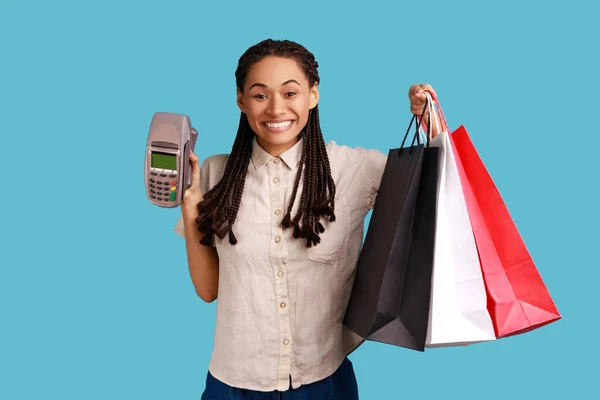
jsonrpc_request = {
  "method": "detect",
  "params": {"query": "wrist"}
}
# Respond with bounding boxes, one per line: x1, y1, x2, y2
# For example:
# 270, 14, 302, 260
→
181, 202, 200, 221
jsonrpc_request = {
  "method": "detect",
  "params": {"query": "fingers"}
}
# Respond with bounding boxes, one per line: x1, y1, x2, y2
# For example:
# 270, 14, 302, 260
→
409, 84, 435, 98
409, 84, 425, 100
419, 83, 435, 96
409, 85, 427, 115
189, 150, 200, 176
181, 149, 203, 205
409, 85, 426, 107
189, 150, 198, 164
409, 84, 437, 115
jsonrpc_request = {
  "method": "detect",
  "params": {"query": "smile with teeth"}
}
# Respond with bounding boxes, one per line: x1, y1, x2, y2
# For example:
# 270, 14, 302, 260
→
264, 120, 293, 128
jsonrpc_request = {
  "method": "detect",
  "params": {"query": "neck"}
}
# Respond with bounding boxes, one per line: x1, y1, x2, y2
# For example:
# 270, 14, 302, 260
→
256, 136, 301, 157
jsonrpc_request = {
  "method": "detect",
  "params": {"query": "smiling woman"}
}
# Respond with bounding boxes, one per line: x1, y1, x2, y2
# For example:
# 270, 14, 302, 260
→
172, 38, 441, 400
237, 56, 320, 156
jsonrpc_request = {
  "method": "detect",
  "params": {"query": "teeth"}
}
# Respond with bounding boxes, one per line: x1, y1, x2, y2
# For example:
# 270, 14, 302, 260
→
265, 121, 292, 128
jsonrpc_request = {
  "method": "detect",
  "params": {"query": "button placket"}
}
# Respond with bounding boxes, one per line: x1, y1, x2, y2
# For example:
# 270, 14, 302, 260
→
267, 158, 293, 390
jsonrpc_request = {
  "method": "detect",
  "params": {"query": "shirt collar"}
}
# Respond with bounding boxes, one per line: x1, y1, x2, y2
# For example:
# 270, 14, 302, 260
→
251, 136, 304, 170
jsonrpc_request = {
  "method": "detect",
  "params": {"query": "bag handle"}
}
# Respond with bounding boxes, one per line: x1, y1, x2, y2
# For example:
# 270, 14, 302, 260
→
414, 100, 433, 147
424, 92, 441, 141
400, 97, 430, 151
420, 90, 449, 135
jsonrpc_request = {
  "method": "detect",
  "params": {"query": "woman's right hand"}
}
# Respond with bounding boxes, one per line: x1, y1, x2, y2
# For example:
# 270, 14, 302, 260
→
181, 150, 203, 211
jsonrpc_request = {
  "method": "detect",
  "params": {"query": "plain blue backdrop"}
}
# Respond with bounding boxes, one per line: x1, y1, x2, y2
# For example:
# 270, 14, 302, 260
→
1, 0, 598, 399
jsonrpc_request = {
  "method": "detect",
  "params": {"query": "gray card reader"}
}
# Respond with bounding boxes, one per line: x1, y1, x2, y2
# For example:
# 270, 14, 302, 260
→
144, 112, 198, 208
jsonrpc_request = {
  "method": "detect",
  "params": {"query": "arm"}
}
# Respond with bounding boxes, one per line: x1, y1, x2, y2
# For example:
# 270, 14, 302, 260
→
177, 150, 220, 303
180, 204, 219, 303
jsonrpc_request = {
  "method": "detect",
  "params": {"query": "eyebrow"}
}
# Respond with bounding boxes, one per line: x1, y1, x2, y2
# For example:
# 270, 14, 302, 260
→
248, 79, 302, 90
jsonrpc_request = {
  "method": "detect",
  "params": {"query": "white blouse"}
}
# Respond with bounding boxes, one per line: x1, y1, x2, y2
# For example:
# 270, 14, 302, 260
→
174, 136, 387, 391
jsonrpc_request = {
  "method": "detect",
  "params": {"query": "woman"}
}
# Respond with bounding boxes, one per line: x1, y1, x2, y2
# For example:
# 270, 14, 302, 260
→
173, 38, 441, 399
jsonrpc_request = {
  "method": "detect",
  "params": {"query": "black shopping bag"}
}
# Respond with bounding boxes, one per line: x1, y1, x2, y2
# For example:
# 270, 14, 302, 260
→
343, 107, 440, 351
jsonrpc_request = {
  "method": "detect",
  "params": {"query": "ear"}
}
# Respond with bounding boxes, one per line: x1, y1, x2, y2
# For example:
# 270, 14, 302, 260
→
309, 84, 320, 109
237, 89, 246, 113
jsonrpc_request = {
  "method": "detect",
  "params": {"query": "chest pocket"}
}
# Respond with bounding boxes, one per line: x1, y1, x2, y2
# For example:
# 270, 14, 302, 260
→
307, 196, 351, 264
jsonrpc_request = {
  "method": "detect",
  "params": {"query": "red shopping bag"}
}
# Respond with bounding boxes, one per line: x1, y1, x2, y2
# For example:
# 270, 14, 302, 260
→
420, 91, 561, 337
449, 126, 561, 337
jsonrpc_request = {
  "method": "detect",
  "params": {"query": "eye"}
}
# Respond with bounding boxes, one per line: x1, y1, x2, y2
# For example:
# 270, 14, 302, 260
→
285, 92, 297, 98
253, 94, 267, 100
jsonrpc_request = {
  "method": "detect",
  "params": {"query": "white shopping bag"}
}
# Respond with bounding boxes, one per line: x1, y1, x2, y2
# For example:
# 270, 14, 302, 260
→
423, 92, 496, 347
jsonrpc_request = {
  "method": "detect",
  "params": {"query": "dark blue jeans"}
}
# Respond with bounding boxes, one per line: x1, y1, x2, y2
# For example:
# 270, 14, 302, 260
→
201, 357, 359, 400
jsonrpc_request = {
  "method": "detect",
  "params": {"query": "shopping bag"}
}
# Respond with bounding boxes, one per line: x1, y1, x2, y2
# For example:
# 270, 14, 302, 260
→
343, 105, 440, 351
446, 105, 561, 337
420, 93, 496, 347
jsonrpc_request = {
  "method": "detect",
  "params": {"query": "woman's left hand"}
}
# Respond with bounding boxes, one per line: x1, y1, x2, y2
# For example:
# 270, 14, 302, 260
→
408, 84, 436, 115
408, 83, 443, 138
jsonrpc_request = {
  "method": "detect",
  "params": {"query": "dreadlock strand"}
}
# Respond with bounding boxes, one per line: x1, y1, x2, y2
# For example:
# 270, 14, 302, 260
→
282, 133, 306, 229
309, 126, 323, 246
196, 115, 253, 244
215, 132, 253, 238
314, 111, 337, 222
292, 138, 311, 229
226, 131, 253, 244
301, 123, 321, 247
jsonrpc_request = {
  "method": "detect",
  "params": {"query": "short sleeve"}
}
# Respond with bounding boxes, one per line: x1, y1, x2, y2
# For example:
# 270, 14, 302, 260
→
173, 154, 229, 238
363, 148, 388, 210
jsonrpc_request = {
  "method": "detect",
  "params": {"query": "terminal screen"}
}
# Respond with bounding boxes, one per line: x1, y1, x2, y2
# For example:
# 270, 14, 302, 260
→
152, 152, 177, 170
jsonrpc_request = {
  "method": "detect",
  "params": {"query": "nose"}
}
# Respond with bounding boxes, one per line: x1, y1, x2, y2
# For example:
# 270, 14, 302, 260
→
266, 94, 285, 116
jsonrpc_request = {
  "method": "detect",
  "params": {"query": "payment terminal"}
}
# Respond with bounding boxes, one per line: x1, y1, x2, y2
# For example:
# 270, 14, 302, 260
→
144, 112, 198, 208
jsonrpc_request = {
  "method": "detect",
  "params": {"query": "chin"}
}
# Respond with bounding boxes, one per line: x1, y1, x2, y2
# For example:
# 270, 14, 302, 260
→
263, 132, 300, 146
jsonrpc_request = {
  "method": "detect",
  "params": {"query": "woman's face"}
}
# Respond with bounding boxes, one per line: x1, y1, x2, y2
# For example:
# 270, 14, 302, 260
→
237, 56, 319, 156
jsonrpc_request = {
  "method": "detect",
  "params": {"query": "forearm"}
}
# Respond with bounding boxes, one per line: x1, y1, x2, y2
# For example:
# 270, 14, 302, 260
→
181, 206, 219, 302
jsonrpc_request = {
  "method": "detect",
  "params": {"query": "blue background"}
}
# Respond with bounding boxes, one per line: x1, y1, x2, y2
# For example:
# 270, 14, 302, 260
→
1, 0, 598, 398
